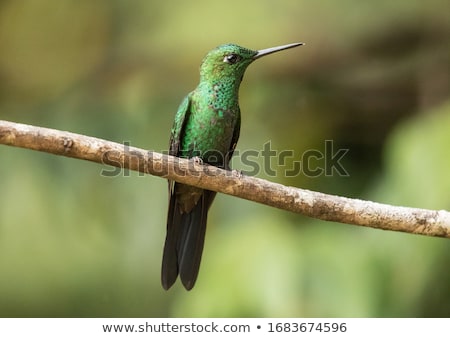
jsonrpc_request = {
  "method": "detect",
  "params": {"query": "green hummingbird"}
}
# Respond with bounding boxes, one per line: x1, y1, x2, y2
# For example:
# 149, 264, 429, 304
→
162, 42, 304, 290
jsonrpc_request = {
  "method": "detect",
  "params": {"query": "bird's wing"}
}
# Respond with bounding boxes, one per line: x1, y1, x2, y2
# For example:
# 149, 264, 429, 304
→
163, 92, 202, 290
169, 93, 192, 157
167, 93, 192, 197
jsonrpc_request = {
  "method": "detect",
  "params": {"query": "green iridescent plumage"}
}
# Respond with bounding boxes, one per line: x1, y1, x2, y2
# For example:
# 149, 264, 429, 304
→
162, 42, 303, 290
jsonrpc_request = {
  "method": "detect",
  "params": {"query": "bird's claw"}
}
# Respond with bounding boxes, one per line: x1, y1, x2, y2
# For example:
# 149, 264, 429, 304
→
231, 169, 243, 178
191, 156, 203, 165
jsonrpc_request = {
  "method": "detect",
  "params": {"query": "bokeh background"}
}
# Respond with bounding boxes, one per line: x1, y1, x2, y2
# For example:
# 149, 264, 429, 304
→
0, 0, 449, 317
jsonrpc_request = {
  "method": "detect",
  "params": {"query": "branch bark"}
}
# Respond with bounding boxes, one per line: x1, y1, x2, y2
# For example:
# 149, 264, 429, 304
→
1, 119, 449, 239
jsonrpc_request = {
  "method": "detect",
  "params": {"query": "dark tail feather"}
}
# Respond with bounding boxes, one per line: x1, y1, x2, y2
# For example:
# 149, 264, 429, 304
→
161, 195, 180, 289
161, 187, 215, 290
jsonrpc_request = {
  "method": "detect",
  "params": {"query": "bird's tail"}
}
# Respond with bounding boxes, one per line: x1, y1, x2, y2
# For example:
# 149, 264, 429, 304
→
161, 186, 216, 290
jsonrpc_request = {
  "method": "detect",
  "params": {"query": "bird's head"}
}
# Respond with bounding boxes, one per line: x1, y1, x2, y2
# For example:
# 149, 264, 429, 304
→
199, 42, 304, 83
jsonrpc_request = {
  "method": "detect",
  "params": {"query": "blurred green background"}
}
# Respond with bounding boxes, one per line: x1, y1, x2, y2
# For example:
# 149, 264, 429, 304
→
0, 0, 449, 317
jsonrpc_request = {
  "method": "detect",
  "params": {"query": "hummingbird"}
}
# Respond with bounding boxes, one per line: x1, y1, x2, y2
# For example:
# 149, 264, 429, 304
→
162, 42, 304, 290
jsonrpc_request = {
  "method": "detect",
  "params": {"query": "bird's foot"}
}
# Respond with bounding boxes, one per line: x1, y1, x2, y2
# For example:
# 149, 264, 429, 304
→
191, 156, 203, 165
231, 169, 243, 178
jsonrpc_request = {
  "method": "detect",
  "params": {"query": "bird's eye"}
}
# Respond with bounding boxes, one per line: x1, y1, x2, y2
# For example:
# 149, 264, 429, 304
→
223, 53, 241, 64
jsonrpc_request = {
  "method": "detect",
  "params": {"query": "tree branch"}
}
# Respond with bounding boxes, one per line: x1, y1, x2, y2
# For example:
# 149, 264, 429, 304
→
1, 119, 449, 239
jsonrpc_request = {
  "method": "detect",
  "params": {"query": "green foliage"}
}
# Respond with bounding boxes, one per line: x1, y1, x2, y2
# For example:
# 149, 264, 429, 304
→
0, 0, 449, 317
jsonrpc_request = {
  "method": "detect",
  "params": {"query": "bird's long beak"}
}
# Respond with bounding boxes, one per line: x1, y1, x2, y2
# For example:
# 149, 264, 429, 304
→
254, 42, 304, 59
